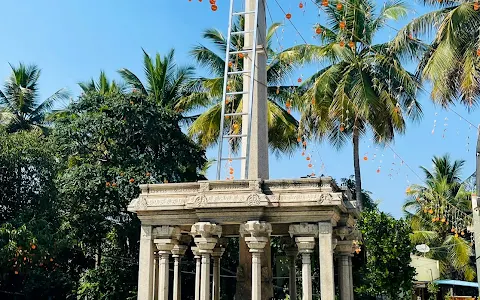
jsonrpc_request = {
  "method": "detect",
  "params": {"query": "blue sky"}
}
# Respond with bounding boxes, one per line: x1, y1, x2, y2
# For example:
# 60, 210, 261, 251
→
1, 0, 479, 217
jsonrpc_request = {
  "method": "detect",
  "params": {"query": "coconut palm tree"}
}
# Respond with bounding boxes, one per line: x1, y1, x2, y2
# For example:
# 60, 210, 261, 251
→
0, 63, 69, 133
296, 0, 425, 209
118, 49, 208, 117
405, 0, 480, 107
187, 17, 300, 155
404, 155, 474, 280
79, 71, 125, 95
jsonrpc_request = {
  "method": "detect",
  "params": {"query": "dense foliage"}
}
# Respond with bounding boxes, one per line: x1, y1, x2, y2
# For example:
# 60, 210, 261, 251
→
356, 210, 416, 299
0, 129, 80, 298
0, 90, 207, 299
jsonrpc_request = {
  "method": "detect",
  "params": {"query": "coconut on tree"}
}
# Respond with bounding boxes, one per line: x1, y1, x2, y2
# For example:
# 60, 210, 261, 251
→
296, 0, 425, 209
0, 63, 69, 133
187, 17, 301, 155
404, 155, 474, 281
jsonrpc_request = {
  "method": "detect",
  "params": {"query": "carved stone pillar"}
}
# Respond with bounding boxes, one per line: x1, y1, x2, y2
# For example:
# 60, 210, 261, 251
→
337, 255, 350, 300
138, 225, 155, 300
318, 222, 335, 300
154, 241, 174, 300
240, 221, 272, 300
336, 240, 355, 300
191, 222, 222, 300
153, 226, 181, 300
153, 251, 159, 300
284, 246, 298, 300
192, 247, 202, 300
289, 224, 318, 300
348, 256, 354, 300
212, 247, 225, 300
297, 237, 315, 300
171, 244, 187, 300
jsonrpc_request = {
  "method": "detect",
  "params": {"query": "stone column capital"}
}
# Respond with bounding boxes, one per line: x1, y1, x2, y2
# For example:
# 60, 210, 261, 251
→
240, 221, 271, 253
191, 222, 222, 239
153, 225, 182, 240
295, 236, 316, 254
154, 238, 175, 253
191, 246, 201, 258
171, 244, 188, 257
239, 221, 272, 238
212, 247, 225, 258
191, 222, 221, 254
289, 223, 318, 238
334, 226, 353, 240
335, 240, 355, 256
194, 237, 217, 253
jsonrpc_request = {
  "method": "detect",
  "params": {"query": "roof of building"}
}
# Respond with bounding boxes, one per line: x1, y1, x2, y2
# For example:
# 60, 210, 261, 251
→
434, 279, 479, 288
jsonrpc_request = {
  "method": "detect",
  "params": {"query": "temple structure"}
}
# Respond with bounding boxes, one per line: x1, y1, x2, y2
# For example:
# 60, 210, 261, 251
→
129, 179, 359, 300
128, 0, 360, 299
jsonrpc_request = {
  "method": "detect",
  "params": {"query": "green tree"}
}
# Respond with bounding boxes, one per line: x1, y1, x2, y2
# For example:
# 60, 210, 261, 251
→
118, 49, 206, 116
404, 154, 475, 281
79, 71, 125, 95
297, 0, 424, 209
0, 129, 80, 299
406, 0, 480, 107
0, 63, 69, 133
340, 176, 377, 211
52, 91, 207, 299
357, 210, 416, 299
188, 18, 300, 154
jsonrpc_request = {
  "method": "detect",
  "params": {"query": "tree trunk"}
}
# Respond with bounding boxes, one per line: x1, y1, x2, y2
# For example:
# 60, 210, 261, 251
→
353, 125, 363, 211
95, 244, 102, 268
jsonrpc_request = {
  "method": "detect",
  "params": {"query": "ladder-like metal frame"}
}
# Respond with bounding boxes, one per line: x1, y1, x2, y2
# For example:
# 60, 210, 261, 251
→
216, 0, 260, 180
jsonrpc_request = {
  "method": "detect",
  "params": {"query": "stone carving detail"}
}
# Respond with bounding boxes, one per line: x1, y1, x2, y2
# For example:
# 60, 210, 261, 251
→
246, 193, 261, 206
249, 180, 262, 192
137, 197, 148, 210
335, 240, 355, 254
191, 222, 222, 238
148, 198, 184, 206
317, 193, 333, 204
318, 222, 333, 234
213, 182, 249, 190
194, 195, 208, 207
199, 182, 210, 192
152, 226, 181, 239
148, 187, 199, 194
266, 195, 277, 202
239, 221, 272, 238
289, 223, 319, 237
335, 227, 352, 240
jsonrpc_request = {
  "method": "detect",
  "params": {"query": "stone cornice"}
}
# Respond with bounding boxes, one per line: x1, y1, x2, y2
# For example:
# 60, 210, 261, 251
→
128, 178, 353, 213
127, 178, 359, 227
